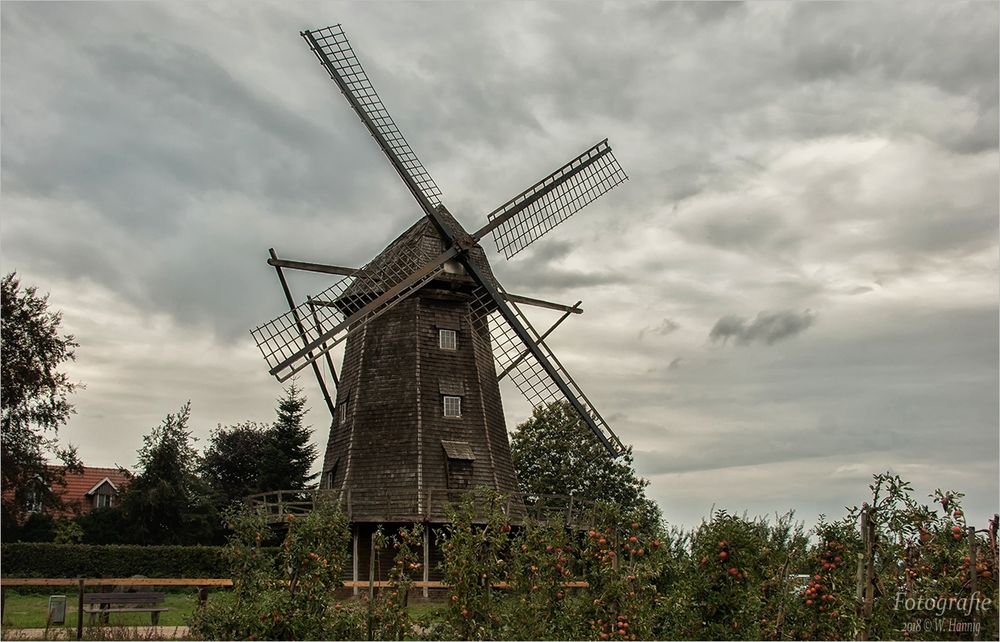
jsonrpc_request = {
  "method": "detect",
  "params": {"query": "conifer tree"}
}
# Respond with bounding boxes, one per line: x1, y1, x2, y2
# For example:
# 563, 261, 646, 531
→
257, 382, 317, 492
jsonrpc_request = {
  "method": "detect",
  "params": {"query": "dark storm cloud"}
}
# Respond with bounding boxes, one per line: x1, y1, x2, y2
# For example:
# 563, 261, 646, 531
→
638, 318, 680, 340
709, 309, 816, 346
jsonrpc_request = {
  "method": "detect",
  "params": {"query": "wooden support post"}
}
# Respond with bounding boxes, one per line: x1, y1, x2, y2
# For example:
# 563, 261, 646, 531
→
422, 523, 430, 599
854, 506, 875, 641
269, 248, 336, 418
308, 295, 339, 390
352, 528, 360, 596
76, 578, 84, 641
368, 531, 376, 641
968, 526, 979, 641
1, 586, 6, 626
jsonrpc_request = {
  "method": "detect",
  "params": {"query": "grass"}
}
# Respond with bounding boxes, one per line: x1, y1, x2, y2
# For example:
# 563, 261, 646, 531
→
1, 592, 448, 639
1, 591, 198, 629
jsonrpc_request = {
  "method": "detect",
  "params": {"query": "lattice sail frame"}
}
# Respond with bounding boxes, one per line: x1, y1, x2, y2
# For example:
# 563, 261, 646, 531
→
251, 243, 452, 382
303, 25, 443, 209
470, 284, 626, 456
486, 139, 628, 260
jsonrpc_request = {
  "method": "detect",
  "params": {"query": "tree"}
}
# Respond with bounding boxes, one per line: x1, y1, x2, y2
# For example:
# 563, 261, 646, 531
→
119, 402, 217, 544
510, 400, 661, 526
257, 382, 317, 492
202, 421, 270, 508
1, 273, 81, 524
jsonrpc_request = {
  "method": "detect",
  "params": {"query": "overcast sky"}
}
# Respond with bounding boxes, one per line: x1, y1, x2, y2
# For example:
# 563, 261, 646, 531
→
2, 1, 997, 529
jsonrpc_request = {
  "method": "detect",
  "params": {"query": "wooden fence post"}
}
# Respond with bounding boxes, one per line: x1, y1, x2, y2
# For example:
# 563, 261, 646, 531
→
197, 587, 209, 611
76, 577, 84, 641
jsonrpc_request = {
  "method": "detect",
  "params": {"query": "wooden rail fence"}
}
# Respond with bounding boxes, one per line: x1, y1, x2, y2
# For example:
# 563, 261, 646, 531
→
0, 578, 233, 641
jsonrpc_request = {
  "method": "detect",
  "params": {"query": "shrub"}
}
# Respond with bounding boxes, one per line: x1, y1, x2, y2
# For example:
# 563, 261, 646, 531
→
1, 542, 233, 577
189, 499, 362, 640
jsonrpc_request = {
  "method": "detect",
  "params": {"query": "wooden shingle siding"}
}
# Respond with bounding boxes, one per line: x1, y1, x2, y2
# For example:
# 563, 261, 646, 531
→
319, 211, 519, 524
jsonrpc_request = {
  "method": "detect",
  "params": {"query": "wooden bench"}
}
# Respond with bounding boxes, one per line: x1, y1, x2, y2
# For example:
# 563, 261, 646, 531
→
81, 591, 169, 625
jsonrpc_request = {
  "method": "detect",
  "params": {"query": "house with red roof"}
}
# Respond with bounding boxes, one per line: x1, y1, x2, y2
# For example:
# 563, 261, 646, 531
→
15, 466, 132, 519
53, 466, 131, 517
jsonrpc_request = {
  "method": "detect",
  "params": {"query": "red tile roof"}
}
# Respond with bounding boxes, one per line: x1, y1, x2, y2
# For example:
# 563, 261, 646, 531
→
50, 465, 131, 517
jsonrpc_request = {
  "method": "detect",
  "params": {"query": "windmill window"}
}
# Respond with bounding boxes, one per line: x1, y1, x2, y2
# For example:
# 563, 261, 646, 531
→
439, 329, 457, 351
443, 395, 462, 417
322, 458, 339, 490
338, 400, 348, 423
441, 440, 475, 489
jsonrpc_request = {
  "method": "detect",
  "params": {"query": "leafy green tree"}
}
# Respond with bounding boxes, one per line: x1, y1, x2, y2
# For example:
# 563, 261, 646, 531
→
510, 400, 660, 526
75, 506, 130, 545
202, 421, 270, 508
190, 500, 362, 640
1, 273, 81, 524
119, 402, 217, 544
257, 383, 317, 492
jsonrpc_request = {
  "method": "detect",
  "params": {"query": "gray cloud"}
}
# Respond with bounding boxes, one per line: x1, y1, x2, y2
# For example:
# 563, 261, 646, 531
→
639, 318, 680, 340
710, 309, 817, 346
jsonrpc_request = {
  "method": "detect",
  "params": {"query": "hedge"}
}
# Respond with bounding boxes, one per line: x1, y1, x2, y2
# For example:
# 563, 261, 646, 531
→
1, 543, 244, 578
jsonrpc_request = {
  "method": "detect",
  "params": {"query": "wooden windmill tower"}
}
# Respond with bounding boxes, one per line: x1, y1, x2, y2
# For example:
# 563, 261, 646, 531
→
250, 24, 629, 582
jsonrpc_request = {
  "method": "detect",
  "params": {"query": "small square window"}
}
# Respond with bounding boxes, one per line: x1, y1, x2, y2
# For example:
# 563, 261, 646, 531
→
439, 329, 457, 350
27, 490, 43, 514
443, 395, 462, 417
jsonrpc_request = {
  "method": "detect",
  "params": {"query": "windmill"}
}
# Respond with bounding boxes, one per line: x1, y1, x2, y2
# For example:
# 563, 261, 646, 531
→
250, 24, 629, 583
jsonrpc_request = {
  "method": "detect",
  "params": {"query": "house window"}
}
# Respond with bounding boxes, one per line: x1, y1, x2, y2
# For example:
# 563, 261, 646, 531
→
94, 494, 114, 509
27, 490, 43, 514
439, 329, 457, 351
443, 395, 462, 417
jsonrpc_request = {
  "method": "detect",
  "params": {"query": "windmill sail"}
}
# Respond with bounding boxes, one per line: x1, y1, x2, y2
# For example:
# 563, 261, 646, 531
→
252, 235, 457, 382
470, 282, 626, 457
302, 25, 443, 212
479, 139, 628, 259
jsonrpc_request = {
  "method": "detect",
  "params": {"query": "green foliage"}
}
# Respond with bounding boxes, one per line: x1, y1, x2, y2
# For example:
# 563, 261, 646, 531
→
53, 518, 84, 544
426, 474, 999, 641
437, 489, 512, 639
74, 506, 130, 544
510, 400, 660, 526
201, 420, 270, 508
190, 499, 360, 640
119, 402, 218, 545
837, 473, 998, 641
257, 382, 318, 493
5, 512, 56, 543
657, 510, 809, 640
504, 517, 587, 639
0, 542, 233, 577
1, 272, 81, 524
371, 525, 424, 640
575, 504, 671, 641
